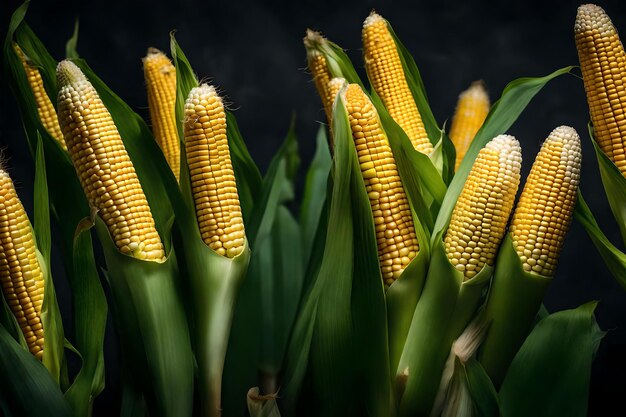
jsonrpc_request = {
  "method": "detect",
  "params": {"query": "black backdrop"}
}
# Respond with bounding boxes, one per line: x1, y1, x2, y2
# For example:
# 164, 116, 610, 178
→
1, 0, 625, 415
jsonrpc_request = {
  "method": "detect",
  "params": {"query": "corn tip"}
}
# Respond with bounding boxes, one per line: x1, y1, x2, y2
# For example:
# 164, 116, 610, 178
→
364, 10, 384, 27
575, 4, 614, 35
56, 60, 85, 86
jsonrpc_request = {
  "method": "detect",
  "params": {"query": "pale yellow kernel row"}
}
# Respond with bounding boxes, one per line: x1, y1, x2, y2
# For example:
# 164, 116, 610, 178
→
444, 135, 521, 280
510, 126, 581, 277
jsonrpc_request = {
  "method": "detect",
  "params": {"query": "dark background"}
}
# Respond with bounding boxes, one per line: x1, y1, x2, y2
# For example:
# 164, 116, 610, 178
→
1, 0, 625, 415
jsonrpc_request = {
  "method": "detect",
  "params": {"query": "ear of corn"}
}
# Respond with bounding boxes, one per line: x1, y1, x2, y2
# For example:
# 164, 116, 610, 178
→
184, 84, 245, 259
343, 83, 419, 286
304, 30, 334, 125
479, 126, 582, 387
444, 135, 522, 280
362, 12, 432, 155
510, 126, 581, 276
0, 169, 45, 360
449, 81, 490, 171
13, 44, 67, 151
143, 48, 180, 181
575, 4, 626, 177
56, 60, 165, 261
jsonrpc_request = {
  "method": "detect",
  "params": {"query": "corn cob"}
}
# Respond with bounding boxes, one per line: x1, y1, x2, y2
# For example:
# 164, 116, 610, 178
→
304, 30, 335, 126
327, 77, 346, 109
0, 169, 45, 359
362, 12, 433, 155
184, 84, 245, 258
444, 135, 521, 280
13, 44, 67, 151
449, 81, 490, 171
143, 48, 180, 181
575, 4, 626, 177
342, 83, 419, 286
510, 126, 581, 276
56, 60, 165, 261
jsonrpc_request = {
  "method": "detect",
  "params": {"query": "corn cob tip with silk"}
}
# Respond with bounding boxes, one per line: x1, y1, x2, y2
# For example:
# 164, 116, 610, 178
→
444, 135, 522, 280
184, 84, 245, 259
13, 44, 67, 151
0, 169, 45, 359
143, 48, 180, 181
362, 11, 433, 155
56, 60, 165, 261
510, 126, 581, 277
304, 30, 335, 126
575, 4, 626, 177
342, 83, 419, 286
449, 81, 490, 171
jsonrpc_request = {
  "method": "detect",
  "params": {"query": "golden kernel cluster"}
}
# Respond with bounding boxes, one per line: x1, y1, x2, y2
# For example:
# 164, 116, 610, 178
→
0, 171, 45, 359
511, 126, 581, 276
575, 4, 626, 177
56, 61, 165, 261
143, 48, 180, 181
444, 135, 521, 280
343, 83, 419, 286
362, 12, 432, 155
14, 44, 67, 150
449, 81, 490, 171
184, 84, 245, 258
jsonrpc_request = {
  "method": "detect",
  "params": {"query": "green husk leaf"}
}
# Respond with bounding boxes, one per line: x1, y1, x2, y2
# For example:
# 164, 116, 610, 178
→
478, 235, 553, 387
300, 126, 332, 270
574, 192, 626, 290
499, 302, 604, 417
225, 122, 300, 414
464, 359, 500, 417
65, 19, 79, 59
587, 125, 626, 246
34, 136, 65, 385
4, 9, 108, 413
433, 67, 575, 237
97, 218, 194, 417
397, 237, 493, 416
0, 324, 72, 417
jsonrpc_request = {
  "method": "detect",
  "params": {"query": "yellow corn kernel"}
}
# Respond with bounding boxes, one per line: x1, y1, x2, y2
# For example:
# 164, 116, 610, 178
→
304, 30, 335, 127
575, 4, 626, 177
449, 81, 490, 171
342, 83, 419, 286
14, 44, 67, 151
362, 12, 432, 155
184, 84, 245, 258
143, 48, 180, 181
0, 169, 45, 359
510, 126, 581, 277
444, 135, 521, 280
56, 60, 165, 261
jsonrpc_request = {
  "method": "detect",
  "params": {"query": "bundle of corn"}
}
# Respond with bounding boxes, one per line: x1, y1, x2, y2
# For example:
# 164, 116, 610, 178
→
56, 59, 193, 417
479, 126, 582, 386
397, 135, 521, 415
448, 81, 490, 171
